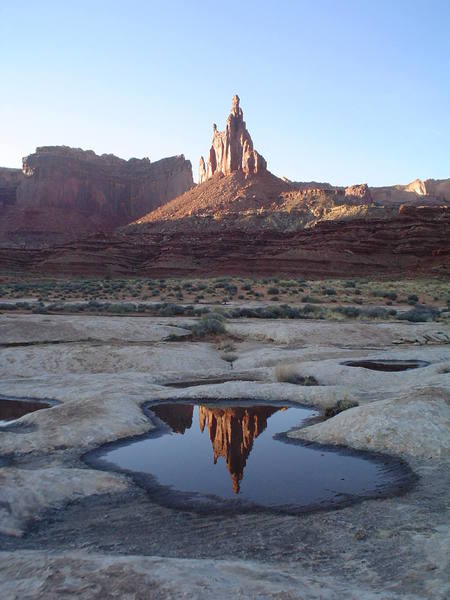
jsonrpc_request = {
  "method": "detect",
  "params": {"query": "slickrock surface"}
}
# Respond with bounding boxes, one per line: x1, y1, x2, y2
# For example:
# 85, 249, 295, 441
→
0, 313, 449, 598
0, 551, 409, 600
0, 146, 193, 247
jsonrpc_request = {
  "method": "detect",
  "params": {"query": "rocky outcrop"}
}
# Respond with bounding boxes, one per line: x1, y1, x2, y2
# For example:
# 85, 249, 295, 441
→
198, 95, 267, 184
0, 146, 193, 247
132, 170, 375, 231
370, 178, 450, 205
345, 183, 372, 202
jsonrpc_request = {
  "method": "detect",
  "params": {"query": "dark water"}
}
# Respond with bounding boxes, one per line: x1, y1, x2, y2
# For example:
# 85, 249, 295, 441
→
342, 359, 429, 372
164, 377, 257, 388
93, 402, 409, 511
0, 398, 50, 426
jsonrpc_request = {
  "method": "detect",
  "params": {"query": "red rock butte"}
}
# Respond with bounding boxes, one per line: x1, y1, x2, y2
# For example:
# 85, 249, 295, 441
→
0, 94, 449, 277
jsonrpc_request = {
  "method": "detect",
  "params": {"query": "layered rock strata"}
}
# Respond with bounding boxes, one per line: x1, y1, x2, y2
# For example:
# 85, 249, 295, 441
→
0, 146, 193, 247
1, 206, 447, 278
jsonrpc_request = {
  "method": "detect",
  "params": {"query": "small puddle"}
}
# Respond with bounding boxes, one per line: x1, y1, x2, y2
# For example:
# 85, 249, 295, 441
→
87, 401, 414, 513
164, 377, 258, 388
342, 359, 429, 372
0, 397, 51, 426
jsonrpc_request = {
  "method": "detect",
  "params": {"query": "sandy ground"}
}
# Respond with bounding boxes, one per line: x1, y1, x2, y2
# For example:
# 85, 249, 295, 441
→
0, 312, 449, 599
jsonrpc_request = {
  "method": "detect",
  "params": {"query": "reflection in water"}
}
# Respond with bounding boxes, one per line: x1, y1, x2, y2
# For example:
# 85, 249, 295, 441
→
199, 406, 280, 493
153, 404, 282, 493
96, 402, 408, 510
152, 404, 193, 434
0, 398, 50, 425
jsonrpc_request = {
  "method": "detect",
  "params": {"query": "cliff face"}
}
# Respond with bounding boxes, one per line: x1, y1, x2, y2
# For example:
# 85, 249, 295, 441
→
0, 168, 23, 208
198, 95, 267, 183
0, 146, 193, 247
3, 205, 447, 278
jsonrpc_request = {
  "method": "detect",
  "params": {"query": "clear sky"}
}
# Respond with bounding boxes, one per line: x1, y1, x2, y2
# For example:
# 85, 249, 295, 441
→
1, 0, 449, 185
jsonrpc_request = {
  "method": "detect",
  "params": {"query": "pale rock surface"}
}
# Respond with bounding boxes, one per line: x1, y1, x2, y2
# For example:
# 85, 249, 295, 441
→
0, 313, 449, 564
292, 391, 450, 458
0, 551, 408, 600
0, 468, 128, 537
0, 313, 191, 344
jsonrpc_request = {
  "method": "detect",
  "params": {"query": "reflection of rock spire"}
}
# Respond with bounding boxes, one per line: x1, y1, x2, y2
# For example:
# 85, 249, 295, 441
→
152, 403, 193, 434
198, 406, 281, 493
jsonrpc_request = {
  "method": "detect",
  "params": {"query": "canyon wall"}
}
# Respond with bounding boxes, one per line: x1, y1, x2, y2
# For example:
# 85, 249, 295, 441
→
0, 146, 193, 247
1, 206, 447, 278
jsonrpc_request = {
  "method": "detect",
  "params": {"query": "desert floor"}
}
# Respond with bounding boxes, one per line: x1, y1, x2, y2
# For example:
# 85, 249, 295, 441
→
0, 282, 449, 599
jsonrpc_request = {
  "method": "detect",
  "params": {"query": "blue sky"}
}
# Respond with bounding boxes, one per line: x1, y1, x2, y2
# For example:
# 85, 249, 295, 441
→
1, 0, 449, 185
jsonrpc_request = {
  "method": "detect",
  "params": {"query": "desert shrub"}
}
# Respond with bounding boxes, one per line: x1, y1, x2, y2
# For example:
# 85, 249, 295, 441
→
344, 280, 356, 288
268, 287, 279, 295
335, 306, 361, 318
371, 289, 397, 301
398, 305, 439, 322
361, 307, 396, 319
302, 303, 324, 316
275, 364, 319, 386
325, 398, 359, 418
407, 294, 419, 305
190, 314, 226, 337
158, 303, 187, 317
0, 302, 19, 311
323, 287, 337, 296
228, 303, 323, 320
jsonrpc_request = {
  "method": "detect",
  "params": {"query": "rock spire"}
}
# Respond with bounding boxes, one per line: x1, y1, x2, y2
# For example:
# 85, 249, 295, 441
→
198, 95, 267, 184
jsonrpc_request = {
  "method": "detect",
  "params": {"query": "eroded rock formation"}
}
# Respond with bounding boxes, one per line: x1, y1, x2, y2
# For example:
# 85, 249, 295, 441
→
0, 146, 193, 247
198, 95, 267, 184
